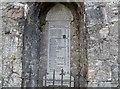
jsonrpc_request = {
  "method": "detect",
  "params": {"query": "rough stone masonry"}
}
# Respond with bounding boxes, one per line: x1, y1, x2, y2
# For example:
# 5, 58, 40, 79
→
0, 0, 119, 88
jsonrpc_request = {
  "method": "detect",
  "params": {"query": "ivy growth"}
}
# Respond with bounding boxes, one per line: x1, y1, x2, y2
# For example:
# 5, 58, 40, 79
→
10, 55, 16, 61
38, 20, 46, 32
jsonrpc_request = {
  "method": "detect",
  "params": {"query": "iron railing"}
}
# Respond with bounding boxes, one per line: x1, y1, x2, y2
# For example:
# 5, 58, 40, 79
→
42, 69, 87, 87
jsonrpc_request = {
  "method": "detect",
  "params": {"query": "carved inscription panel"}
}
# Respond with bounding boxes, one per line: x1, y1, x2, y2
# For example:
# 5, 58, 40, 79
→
48, 24, 70, 74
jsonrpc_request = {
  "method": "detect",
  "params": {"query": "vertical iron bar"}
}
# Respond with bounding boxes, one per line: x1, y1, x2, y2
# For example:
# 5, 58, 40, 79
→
69, 72, 71, 87
53, 69, 55, 86
76, 71, 80, 87
61, 69, 63, 87
78, 78, 79, 87
45, 73, 47, 87
74, 78, 75, 87
28, 66, 32, 86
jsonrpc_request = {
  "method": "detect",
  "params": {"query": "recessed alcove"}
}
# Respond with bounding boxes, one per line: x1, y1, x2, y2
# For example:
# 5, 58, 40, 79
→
37, 2, 87, 87
22, 2, 87, 87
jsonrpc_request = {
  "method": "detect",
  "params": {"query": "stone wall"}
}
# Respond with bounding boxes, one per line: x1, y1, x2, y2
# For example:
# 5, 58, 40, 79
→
0, 2, 26, 87
0, 1, 119, 88
85, 1, 119, 87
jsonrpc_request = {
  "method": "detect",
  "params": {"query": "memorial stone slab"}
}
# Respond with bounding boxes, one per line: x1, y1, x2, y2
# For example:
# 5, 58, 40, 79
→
43, 4, 74, 87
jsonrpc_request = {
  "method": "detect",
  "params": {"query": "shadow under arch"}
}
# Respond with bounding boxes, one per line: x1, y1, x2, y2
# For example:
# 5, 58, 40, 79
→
38, 2, 82, 26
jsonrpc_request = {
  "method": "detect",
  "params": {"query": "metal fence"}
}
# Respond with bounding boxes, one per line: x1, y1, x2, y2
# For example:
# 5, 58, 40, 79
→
42, 69, 86, 87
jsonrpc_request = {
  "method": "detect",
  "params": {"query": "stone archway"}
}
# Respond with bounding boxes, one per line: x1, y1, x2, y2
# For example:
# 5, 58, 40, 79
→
38, 2, 88, 87
22, 2, 87, 87
43, 4, 74, 87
